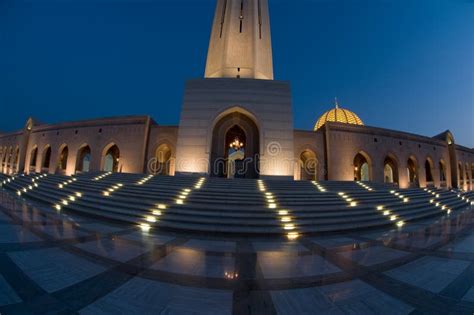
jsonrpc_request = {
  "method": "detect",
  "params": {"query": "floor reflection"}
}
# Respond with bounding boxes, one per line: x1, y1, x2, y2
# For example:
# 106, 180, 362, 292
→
0, 190, 473, 314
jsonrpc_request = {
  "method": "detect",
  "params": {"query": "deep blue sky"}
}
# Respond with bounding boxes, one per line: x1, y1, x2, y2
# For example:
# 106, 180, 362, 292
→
1, 0, 473, 147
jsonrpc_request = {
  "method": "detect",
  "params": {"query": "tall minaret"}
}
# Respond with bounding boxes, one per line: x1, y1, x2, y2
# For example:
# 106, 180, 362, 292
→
204, 0, 274, 80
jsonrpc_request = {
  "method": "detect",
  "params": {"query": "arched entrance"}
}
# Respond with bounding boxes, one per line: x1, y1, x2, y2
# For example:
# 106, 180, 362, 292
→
210, 112, 259, 179
42, 146, 52, 172
467, 163, 472, 190
407, 157, 419, 187
354, 152, 371, 181
57, 146, 69, 174
471, 163, 474, 188
76, 145, 91, 173
384, 156, 399, 184
1, 147, 7, 172
13, 147, 19, 173
29, 147, 38, 172
155, 144, 173, 176
103, 144, 120, 172
439, 160, 446, 186
299, 150, 317, 181
425, 158, 434, 186
458, 163, 464, 188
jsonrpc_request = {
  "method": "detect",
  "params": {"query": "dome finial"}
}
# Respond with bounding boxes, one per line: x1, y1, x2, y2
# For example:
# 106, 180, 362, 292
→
334, 97, 339, 109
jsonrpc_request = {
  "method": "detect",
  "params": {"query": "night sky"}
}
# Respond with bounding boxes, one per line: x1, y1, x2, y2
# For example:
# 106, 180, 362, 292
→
1, 0, 472, 147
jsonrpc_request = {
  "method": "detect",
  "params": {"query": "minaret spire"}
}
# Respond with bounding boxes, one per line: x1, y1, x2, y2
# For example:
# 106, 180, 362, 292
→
205, 0, 274, 80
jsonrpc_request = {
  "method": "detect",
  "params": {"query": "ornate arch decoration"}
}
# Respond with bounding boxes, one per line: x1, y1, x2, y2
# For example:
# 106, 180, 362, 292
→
207, 105, 262, 154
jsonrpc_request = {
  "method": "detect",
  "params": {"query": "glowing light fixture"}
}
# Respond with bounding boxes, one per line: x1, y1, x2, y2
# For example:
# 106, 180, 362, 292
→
287, 232, 299, 240
139, 223, 151, 232
146, 216, 156, 223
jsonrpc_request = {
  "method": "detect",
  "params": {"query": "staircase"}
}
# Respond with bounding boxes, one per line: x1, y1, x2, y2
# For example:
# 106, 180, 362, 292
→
1, 172, 473, 237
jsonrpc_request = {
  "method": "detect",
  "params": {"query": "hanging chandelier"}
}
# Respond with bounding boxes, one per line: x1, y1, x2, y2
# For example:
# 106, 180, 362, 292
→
229, 138, 244, 151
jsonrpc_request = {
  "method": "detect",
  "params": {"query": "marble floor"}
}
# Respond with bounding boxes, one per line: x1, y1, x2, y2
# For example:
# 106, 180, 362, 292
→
0, 190, 473, 314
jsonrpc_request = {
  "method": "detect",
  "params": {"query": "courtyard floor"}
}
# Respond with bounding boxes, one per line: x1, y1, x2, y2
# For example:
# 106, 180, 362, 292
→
0, 190, 473, 314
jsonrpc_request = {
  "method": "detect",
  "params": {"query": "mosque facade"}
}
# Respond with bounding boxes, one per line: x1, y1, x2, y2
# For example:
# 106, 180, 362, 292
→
1, 0, 473, 190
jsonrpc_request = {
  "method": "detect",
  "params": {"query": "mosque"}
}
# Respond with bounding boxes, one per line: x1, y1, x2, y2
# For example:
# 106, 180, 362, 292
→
0, 0, 473, 191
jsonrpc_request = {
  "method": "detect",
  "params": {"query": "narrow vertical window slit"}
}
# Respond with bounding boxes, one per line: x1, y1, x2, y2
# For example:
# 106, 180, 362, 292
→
258, 0, 262, 39
220, 0, 228, 38
239, 0, 244, 33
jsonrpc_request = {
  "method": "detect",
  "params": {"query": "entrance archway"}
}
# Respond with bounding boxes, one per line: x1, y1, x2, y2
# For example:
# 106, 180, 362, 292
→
1, 147, 7, 172
467, 163, 472, 190
155, 144, 172, 175
458, 163, 464, 188
300, 150, 317, 181
210, 111, 259, 179
471, 163, 474, 189
384, 156, 398, 184
439, 160, 446, 185
103, 144, 120, 172
42, 146, 52, 172
425, 158, 434, 185
13, 147, 19, 173
354, 152, 371, 181
76, 145, 91, 173
29, 147, 38, 172
407, 157, 418, 187
57, 146, 69, 173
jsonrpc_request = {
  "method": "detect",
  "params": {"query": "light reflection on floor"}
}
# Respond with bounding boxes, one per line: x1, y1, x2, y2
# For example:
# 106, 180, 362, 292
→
0, 190, 473, 314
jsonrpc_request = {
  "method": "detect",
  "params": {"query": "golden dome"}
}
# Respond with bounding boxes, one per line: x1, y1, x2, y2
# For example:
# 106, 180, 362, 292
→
314, 99, 364, 131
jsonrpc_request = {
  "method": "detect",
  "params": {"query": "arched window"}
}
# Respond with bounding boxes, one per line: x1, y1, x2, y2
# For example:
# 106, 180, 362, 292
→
14, 147, 20, 167
471, 164, 474, 184
459, 163, 464, 187
0, 147, 5, 172
57, 146, 69, 171
155, 144, 172, 176
466, 163, 471, 187
384, 156, 398, 184
354, 152, 371, 181
439, 161, 446, 183
42, 146, 52, 170
425, 159, 434, 184
30, 147, 38, 169
300, 150, 317, 181
103, 144, 120, 172
76, 145, 91, 173
407, 157, 418, 187
1, 147, 7, 167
